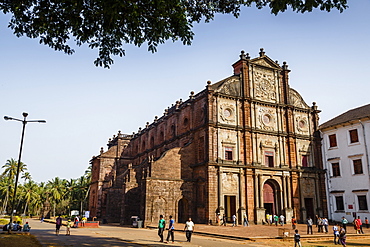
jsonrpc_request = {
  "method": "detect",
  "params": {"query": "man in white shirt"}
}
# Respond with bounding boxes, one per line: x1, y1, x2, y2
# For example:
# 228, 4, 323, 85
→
184, 218, 195, 242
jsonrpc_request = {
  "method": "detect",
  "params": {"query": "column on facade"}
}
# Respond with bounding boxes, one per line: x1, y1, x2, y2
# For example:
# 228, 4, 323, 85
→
218, 167, 223, 210
282, 175, 287, 209
314, 174, 322, 210
254, 173, 260, 208
299, 172, 305, 211
286, 175, 292, 208
258, 174, 263, 207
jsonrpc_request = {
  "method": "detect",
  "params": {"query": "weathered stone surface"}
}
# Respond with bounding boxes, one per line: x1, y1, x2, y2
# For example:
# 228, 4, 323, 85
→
89, 50, 326, 226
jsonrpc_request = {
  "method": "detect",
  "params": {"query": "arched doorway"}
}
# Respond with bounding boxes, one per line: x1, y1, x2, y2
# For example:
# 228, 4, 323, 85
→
263, 180, 279, 216
178, 198, 188, 223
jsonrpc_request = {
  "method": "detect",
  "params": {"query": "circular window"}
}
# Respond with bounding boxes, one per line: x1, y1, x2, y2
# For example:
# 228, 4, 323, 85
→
224, 109, 232, 118
263, 114, 271, 124
298, 120, 306, 129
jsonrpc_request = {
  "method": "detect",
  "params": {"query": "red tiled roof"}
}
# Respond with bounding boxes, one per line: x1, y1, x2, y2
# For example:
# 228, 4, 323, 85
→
320, 103, 370, 129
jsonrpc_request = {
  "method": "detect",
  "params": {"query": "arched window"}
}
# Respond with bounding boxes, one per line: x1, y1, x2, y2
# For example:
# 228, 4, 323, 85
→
171, 125, 176, 138
150, 136, 154, 148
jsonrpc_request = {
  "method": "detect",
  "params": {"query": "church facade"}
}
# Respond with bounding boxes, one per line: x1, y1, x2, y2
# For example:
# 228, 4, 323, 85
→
89, 49, 327, 225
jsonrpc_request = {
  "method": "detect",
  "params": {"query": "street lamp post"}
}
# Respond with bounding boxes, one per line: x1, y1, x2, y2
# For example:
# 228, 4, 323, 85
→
4, 112, 46, 230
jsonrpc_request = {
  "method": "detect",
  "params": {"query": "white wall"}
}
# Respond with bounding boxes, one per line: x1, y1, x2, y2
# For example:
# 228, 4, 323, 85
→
321, 119, 370, 222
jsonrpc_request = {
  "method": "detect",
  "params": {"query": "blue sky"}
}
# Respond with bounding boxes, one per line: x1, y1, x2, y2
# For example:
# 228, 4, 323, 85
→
1, 1, 369, 182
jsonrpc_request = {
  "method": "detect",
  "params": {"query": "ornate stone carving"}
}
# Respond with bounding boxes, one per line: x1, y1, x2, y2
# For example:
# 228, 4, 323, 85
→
253, 68, 276, 102
301, 178, 315, 196
222, 172, 238, 194
289, 88, 309, 108
258, 107, 275, 131
254, 59, 272, 68
219, 104, 235, 123
216, 78, 241, 96
296, 115, 309, 132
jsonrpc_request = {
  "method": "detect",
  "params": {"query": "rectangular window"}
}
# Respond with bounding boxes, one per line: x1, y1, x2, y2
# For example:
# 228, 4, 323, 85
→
265, 151, 274, 167
302, 155, 308, 167
349, 129, 359, 143
329, 134, 337, 147
353, 159, 363, 174
225, 147, 233, 160
358, 195, 368, 210
332, 163, 341, 177
335, 196, 344, 211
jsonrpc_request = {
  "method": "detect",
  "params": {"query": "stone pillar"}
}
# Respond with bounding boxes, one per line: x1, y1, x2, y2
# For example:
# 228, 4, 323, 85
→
299, 173, 307, 221
255, 174, 265, 224
218, 167, 224, 212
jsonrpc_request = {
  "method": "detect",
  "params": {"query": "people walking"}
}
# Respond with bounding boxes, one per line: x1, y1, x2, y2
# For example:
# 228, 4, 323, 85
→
232, 214, 237, 227
323, 217, 329, 233
274, 215, 279, 226
56, 215, 62, 235
66, 220, 73, 235
357, 216, 364, 234
333, 223, 340, 245
74, 216, 80, 228
243, 213, 249, 227
158, 215, 165, 242
341, 216, 348, 232
318, 217, 323, 233
365, 217, 369, 229
166, 215, 175, 243
291, 216, 297, 230
294, 229, 302, 247
222, 214, 227, 226
339, 225, 347, 247
306, 217, 313, 234
279, 214, 285, 226
184, 217, 195, 242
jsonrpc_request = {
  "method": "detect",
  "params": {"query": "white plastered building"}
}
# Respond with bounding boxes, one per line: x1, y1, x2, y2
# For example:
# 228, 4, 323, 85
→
320, 104, 370, 222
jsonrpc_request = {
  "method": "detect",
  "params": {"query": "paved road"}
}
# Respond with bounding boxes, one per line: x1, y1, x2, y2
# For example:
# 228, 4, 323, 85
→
29, 219, 263, 247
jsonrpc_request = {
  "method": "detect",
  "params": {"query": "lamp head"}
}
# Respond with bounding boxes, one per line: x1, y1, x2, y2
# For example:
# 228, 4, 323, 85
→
22, 112, 28, 118
4, 116, 11, 121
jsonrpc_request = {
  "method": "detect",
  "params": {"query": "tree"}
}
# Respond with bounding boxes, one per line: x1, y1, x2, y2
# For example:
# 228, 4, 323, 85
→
19, 180, 39, 215
0, 0, 348, 68
1, 158, 27, 214
46, 177, 66, 217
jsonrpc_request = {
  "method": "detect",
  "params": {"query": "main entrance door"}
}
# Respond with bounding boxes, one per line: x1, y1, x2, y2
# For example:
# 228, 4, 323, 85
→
263, 181, 276, 216
224, 195, 236, 222
305, 198, 314, 219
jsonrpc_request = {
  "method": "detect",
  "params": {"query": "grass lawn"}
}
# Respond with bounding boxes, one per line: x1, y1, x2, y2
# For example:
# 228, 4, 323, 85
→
0, 232, 41, 247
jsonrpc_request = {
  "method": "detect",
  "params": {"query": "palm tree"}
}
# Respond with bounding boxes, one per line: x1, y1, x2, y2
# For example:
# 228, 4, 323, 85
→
20, 180, 39, 215
47, 177, 66, 217
21, 172, 32, 182
1, 158, 27, 214
29, 182, 46, 216
0, 176, 11, 214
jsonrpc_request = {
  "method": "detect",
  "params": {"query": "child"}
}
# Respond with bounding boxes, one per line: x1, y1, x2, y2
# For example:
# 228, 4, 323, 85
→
365, 217, 369, 229
294, 229, 302, 247
66, 219, 73, 235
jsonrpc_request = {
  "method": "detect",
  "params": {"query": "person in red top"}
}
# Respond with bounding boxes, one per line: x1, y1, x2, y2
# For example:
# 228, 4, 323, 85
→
357, 216, 364, 234
354, 217, 361, 234
365, 217, 369, 229
291, 216, 297, 230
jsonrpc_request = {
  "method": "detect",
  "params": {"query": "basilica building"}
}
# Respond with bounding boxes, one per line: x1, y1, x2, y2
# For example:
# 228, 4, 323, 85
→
89, 49, 327, 225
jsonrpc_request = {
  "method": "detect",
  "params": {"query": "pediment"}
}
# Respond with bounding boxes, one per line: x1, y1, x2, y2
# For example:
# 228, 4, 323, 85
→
289, 88, 309, 109
251, 56, 281, 69
212, 76, 241, 97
